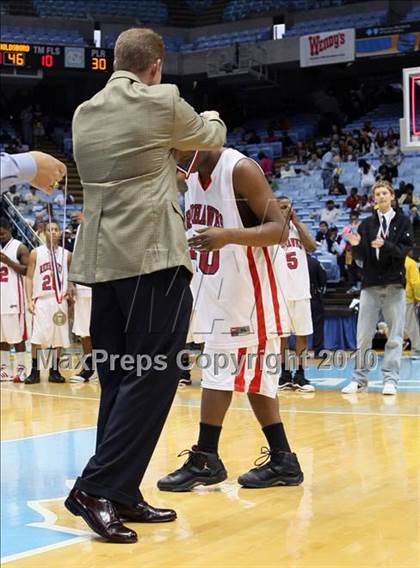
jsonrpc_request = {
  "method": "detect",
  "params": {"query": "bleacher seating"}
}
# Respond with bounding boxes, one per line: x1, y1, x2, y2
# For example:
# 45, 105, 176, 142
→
32, 0, 168, 23
103, 26, 272, 52
283, 9, 388, 37
185, 0, 214, 11
345, 102, 401, 132
0, 24, 85, 46
223, 0, 344, 21
401, 4, 420, 23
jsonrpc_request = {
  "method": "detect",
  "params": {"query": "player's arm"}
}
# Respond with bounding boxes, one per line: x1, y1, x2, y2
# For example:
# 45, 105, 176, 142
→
188, 159, 289, 251
291, 211, 317, 252
0, 243, 30, 275
66, 252, 76, 303
25, 249, 37, 314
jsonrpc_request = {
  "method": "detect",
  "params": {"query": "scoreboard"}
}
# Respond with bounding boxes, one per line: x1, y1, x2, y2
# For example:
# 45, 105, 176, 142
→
0, 43, 113, 72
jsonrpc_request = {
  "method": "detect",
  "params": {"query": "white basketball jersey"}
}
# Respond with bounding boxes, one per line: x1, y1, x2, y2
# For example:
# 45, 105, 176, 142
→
185, 148, 286, 349
32, 245, 69, 301
272, 222, 310, 301
0, 238, 25, 314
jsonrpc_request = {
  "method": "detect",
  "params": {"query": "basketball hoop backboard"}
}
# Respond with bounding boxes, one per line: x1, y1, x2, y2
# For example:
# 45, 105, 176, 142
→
400, 66, 420, 152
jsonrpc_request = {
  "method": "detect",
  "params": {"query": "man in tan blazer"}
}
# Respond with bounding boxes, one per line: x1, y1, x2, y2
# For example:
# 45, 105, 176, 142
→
65, 28, 226, 543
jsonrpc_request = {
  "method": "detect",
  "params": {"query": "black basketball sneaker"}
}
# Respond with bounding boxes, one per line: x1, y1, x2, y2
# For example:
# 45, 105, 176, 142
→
278, 369, 294, 390
292, 369, 315, 392
48, 369, 66, 383
24, 369, 40, 385
157, 446, 227, 492
238, 447, 304, 488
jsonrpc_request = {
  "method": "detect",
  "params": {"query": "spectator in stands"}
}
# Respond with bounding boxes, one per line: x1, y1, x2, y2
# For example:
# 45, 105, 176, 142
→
409, 205, 419, 227
346, 187, 361, 210
387, 128, 398, 142
306, 152, 321, 172
377, 163, 393, 183
295, 141, 309, 164
33, 120, 45, 147
381, 138, 404, 179
53, 186, 75, 207
279, 131, 293, 151
342, 211, 361, 293
265, 128, 278, 143
359, 128, 372, 154
12, 195, 21, 207
358, 159, 376, 195
34, 220, 47, 243
321, 148, 337, 191
315, 221, 329, 250
318, 200, 341, 226
257, 151, 273, 176
4, 185, 17, 202
24, 187, 42, 206
326, 226, 345, 278
399, 183, 419, 206
404, 249, 420, 357
244, 130, 260, 144
280, 162, 296, 179
375, 129, 386, 149
329, 175, 346, 196
395, 181, 406, 199
356, 194, 373, 214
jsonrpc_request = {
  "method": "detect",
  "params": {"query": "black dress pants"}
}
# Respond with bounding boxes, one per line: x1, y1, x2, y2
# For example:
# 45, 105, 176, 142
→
310, 295, 325, 354
74, 267, 192, 507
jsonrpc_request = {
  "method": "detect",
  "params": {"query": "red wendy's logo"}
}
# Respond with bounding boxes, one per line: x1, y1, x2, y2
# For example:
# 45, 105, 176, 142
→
308, 32, 346, 56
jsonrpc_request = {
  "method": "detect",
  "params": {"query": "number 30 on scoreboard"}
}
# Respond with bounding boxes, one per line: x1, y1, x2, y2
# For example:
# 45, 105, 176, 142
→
91, 56, 107, 71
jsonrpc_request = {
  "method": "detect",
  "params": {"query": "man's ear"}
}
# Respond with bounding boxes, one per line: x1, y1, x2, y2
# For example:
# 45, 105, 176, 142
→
151, 58, 162, 78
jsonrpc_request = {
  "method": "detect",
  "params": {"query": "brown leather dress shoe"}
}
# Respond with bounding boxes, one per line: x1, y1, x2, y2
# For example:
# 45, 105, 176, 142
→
65, 488, 137, 543
115, 500, 177, 523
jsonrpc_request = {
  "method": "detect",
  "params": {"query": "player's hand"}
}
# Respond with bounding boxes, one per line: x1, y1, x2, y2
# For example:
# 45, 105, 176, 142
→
347, 233, 361, 246
290, 209, 300, 224
28, 299, 35, 315
371, 238, 384, 249
0, 252, 11, 266
200, 110, 220, 121
188, 227, 229, 251
29, 151, 67, 194
65, 283, 76, 303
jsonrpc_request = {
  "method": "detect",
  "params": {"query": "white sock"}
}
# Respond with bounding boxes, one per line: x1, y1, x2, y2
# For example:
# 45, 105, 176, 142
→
15, 351, 26, 369
0, 350, 11, 370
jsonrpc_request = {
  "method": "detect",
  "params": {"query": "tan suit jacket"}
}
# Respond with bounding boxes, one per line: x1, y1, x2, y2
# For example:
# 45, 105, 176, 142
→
70, 70, 226, 284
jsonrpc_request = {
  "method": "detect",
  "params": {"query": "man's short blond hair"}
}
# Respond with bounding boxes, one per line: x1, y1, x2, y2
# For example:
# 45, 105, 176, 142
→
372, 180, 395, 196
114, 28, 164, 74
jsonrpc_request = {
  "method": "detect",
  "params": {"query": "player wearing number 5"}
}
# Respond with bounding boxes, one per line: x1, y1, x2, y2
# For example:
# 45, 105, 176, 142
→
275, 197, 317, 392
25, 221, 73, 385
158, 148, 305, 492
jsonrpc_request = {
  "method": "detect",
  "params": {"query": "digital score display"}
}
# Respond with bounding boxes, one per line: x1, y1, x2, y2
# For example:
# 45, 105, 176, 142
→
0, 43, 113, 72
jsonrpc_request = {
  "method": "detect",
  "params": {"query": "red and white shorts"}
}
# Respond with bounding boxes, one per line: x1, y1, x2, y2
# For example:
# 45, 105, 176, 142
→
201, 338, 280, 399
0, 313, 27, 344
282, 298, 313, 337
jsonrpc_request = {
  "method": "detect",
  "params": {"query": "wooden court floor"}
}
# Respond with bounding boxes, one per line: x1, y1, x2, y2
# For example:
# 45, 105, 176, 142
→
1, 370, 419, 568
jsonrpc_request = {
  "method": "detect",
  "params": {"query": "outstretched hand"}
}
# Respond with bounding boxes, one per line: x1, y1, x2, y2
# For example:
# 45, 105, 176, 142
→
188, 227, 229, 252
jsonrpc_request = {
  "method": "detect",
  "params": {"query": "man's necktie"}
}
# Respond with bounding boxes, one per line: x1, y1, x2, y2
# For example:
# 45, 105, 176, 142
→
381, 215, 387, 238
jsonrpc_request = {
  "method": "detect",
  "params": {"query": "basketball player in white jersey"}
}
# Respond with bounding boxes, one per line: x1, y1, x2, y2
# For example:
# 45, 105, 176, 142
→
0, 217, 29, 382
25, 221, 72, 384
70, 283, 97, 382
275, 196, 317, 392
158, 148, 304, 491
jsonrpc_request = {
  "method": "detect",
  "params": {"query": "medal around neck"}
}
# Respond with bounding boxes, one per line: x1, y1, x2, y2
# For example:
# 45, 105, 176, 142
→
53, 309, 67, 326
